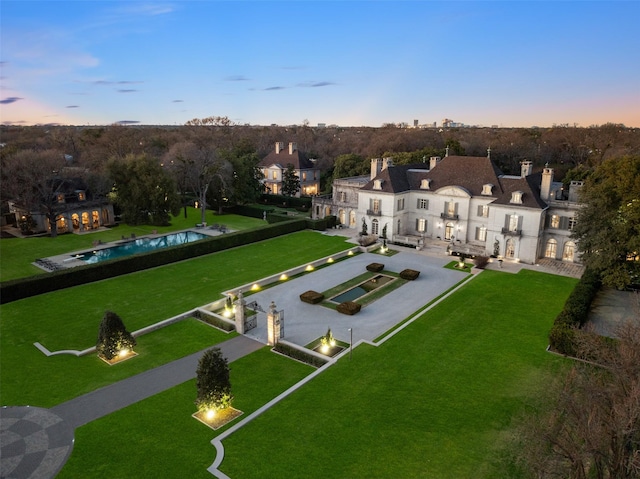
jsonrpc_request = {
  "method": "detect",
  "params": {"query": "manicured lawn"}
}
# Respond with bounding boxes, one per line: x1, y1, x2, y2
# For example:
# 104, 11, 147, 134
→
56, 347, 313, 479
218, 270, 577, 479
0, 231, 352, 406
0, 207, 266, 281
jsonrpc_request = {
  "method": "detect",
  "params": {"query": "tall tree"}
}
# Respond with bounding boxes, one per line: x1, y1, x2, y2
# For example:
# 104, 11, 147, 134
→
163, 142, 231, 223
107, 154, 180, 226
221, 141, 264, 206
571, 155, 640, 289
1, 149, 75, 237
281, 163, 300, 197
332, 153, 368, 179
507, 323, 640, 479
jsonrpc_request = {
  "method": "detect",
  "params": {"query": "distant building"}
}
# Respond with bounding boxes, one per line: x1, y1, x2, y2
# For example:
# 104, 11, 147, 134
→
8, 177, 115, 235
259, 142, 320, 197
313, 152, 583, 265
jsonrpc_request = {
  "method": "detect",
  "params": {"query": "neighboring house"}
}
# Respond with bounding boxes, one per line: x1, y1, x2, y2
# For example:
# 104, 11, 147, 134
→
8, 177, 115, 235
313, 153, 583, 264
259, 142, 320, 197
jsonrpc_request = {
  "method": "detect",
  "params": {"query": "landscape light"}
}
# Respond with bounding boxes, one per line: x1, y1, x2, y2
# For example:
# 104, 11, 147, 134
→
280, 274, 288, 280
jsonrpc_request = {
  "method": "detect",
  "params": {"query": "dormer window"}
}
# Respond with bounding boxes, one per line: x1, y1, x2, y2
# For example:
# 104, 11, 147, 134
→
57, 193, 65, 204
373, 179, 383, 190
510, 191, 523, 204
482, 184, 494, 195
420, 179, 431, 189
77, 191, 86, 201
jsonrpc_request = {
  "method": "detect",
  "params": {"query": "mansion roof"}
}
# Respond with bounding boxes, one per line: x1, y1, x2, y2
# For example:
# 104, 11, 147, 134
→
361, 155, 548, 210
259, 148, 316, 170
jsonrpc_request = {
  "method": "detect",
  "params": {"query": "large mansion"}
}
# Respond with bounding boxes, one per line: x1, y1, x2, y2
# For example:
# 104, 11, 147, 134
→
312, 153, 583, 265
259, 142, 320, 197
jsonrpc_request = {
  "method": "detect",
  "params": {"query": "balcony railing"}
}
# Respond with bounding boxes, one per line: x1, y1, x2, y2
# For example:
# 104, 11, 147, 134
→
440, 212, 459, 220
366, 209, 382, 216
501, 227, 522, 236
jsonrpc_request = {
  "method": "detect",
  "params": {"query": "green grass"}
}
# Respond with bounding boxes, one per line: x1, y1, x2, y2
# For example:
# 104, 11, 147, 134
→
0, 207, 266, 281
0, 231, 352, 406
56, 347, 313, 479
218, 270, 577, 479
444, 259, 473, 273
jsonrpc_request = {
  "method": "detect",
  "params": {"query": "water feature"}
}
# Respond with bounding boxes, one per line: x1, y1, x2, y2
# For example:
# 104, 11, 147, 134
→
330, 274, 395, 303
74, 231, 210, 264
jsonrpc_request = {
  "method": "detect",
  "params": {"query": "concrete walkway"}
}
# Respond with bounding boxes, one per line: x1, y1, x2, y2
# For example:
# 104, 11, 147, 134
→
0, 336, 263, 479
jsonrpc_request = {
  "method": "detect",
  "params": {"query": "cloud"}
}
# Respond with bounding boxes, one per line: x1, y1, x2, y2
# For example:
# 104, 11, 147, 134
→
224, 75, 250, 82
115, 120, 140, 125
66, 105, 80, 108
172, 99, 183, 103
264, 86, 286, 91
113, 3, 175, 16
117, 89, 138, 93
298, 81, 336, 88
0, 97, 23, 104
91, 80, 143, 85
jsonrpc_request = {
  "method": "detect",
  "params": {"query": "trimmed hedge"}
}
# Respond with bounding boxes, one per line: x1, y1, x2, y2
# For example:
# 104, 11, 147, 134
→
193, 311, 236, 332
366, 263, 385, 272
260, 194, 312, 209
0, 219, 307, 304
399, 269, 420, 280
548, 267, 602, 355
273, 342, 328, 368
300, 290, 324, 304
337, 301, 361, 315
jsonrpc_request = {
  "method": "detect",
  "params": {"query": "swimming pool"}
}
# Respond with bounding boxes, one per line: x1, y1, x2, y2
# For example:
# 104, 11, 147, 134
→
75, 231, 209, 264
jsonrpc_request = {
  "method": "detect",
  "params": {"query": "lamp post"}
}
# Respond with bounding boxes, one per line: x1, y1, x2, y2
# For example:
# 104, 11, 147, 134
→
348, 328, 353, 361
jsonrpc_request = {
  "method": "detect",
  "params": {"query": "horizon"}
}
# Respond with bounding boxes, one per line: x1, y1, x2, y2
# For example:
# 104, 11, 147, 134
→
1, 1, 639, 128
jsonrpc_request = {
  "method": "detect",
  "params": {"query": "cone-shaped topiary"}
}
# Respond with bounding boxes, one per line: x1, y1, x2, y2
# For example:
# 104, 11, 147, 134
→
195, 347, 233, 413
96, 310, 136, 360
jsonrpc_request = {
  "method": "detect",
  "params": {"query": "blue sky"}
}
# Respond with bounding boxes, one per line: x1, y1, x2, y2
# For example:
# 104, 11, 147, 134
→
1, 1, 639, 127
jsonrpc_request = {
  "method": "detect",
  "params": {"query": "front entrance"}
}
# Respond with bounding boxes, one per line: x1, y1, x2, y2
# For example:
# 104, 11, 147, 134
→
444, 222, 454, 240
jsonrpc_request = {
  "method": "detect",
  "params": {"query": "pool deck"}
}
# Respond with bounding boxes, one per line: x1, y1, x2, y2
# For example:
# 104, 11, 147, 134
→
33, 227, 230, 272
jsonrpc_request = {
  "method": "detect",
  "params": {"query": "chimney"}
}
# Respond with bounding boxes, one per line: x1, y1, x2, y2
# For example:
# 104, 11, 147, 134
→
275, 142, 284, 154
540, 166, 554, 201
288, 142, 297, 154
521, 160, 533, 178
430, 156, 441, 170
370, 158, 383, 180
568, 181, 584, 203
382, 157, 393, 170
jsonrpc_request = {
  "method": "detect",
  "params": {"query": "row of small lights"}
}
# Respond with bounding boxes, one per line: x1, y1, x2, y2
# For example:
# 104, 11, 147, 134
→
248, 250, 355, 292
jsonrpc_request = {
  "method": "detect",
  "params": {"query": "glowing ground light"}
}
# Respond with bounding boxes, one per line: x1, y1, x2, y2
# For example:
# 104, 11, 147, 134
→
305, 265, 314, 272
348, 251, 354, 256
327, 258, 334, 263
321, 344, 329, 354
280, 274, 288, 280
251, 284, 260, 291
119, 349, 129, 358
206, 409, 216, 420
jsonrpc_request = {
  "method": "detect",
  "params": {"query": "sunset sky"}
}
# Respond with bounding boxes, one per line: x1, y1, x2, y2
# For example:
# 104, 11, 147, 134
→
1, 1, 639, 128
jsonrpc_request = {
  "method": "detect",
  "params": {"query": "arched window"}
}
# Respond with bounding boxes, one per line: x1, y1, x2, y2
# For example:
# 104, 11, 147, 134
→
339, 209, 346, 225
372, 219, 379, 235
324, 206, 331, 217
349, 210, 356, 227
562, 241, 575, 262
71, 213, 80, 231
545, 239, 557, 259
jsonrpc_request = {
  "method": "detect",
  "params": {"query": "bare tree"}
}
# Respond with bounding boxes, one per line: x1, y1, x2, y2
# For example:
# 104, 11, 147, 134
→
163, 142, 231, 223
2, 149, 76, 237
508, 323, 640, 479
